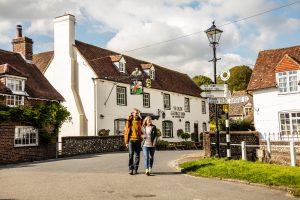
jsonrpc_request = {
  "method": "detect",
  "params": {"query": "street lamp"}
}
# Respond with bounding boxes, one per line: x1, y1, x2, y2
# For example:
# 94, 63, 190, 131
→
205, 21, 223, 158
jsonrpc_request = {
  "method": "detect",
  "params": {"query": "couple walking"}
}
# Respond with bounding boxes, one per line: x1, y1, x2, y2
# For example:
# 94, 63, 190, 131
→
124, 108, 158, 175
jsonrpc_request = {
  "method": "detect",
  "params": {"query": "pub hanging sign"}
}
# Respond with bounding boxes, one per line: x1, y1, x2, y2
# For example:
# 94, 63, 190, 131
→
170, 106, 185, 118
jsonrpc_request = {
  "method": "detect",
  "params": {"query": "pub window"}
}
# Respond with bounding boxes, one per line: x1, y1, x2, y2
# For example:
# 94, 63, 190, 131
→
184, 98, 190, 112
114, 119, 126, 135
143, 93, 150, 108
162, 120, 173, 137
163, 93, 170, 110
116, 86, 127, 106
14, 126, 38, 147
201, 101, 206, 114
185, 121, 190, 133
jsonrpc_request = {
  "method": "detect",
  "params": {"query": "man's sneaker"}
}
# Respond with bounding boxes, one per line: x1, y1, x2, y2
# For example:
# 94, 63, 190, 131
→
133, 170, 138, 175
145, 169, 150, 176
149, 167, 152, 174
129, 170, 133, 175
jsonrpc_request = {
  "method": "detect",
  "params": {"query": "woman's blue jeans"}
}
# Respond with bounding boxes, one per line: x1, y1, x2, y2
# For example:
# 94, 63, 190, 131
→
143, 146, 155, 169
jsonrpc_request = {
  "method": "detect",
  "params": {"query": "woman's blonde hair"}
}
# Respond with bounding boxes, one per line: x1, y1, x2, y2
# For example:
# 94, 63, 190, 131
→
143, 116, 152, 126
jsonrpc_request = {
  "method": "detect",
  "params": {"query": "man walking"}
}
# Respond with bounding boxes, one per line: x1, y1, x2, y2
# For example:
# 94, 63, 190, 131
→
124, 108, 143, 175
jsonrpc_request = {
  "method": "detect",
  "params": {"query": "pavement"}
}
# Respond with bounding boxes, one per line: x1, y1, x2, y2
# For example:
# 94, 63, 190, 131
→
0, 150, 295, 200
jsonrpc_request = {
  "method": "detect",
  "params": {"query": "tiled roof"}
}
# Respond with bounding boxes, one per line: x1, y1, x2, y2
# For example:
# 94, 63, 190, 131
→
74, 40, 201, 97
110, 55, 122, 62
229, 91, 253, 116
0, 49, 64, 101
0, 63, 27, 77
141, 63, 153, 69
34, 40, 201, 97
248, 45, 300, 91
275, 54, 300, 73
0, 82, 12, 95
32, 51, 54, 73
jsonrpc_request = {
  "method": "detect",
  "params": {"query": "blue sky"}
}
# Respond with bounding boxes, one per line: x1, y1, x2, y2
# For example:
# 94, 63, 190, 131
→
0, 0, 300, 78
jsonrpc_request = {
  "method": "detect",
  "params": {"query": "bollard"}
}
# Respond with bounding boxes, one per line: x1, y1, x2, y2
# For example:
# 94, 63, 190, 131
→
266, 136, 271, 155
241, 141, 247, 160
290, 141, 296, 167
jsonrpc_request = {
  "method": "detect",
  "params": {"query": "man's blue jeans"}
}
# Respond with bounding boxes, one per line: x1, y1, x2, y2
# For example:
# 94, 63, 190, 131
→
143, 146, 155, 169
128, 140, 141, 171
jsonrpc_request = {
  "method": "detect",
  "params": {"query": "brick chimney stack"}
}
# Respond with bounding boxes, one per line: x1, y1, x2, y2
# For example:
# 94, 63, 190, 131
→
11, 25, 33, 60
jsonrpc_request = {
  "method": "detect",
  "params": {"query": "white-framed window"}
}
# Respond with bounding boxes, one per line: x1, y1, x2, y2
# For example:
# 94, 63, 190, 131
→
202, 122, 207, 132
14, 126, 38, 147
7, 78, 24, 91
278, 70, 299, 93
279, 112, 300, 135
119, 62, 125, 73
201, 101, 206, 114
114, 119, 126, 135
184, 98, 190, 112
162, 120, 173, 137
6, 95, 24, 106
163, 93, 170, 110
143, 93, 150, 108
150, 69, 155, 80
116, 86, 127, 106
185, 121, 190, 133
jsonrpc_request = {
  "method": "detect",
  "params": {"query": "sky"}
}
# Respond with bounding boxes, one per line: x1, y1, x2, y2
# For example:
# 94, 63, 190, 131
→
0, 0, 300, 79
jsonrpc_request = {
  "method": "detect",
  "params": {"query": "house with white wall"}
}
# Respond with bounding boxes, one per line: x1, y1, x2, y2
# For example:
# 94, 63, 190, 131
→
33, 14, 209, 142
247, 45, 300, 140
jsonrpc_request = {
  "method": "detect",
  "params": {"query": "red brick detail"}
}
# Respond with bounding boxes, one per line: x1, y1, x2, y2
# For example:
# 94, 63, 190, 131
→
0, 122, 56, 164
11, 37, 33, 61
275, 54, 300, 72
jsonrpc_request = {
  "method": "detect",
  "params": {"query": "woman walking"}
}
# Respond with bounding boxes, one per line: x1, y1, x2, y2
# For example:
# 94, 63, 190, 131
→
141, 116, 158, 176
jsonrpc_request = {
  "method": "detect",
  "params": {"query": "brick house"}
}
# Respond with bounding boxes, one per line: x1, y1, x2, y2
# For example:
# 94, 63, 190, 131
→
229, 91, 253, 122
248, 45, 300, 140
0, 25, 64, 164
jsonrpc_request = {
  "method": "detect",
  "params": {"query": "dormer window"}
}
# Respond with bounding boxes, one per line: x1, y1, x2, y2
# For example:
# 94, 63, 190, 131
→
5, 76, 26, 106
277, 70, 299, 93
119, 61, 125, 73
150, 69, 155, 80
275, 54, 300, 94
7, 78, 24, 91
141, 63, 155, 80
110, 55, 126, 73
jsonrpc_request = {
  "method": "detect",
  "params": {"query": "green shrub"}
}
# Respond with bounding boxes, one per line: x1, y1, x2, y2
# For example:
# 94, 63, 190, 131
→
177, 129, 184, 138
156, 140, 169, 150
180, 141, 194, 149
181, 132, 190, 141
98, 129, 110, 137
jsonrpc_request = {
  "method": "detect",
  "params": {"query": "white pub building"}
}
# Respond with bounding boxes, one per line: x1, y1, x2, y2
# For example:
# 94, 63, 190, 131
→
33, 14, 209, 142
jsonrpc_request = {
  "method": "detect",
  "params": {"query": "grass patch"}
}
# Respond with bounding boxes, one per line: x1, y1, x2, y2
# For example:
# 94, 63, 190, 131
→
179, 158, 300, 196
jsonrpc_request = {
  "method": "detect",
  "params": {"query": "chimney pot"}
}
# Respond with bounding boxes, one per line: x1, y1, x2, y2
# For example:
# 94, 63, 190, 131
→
16, 25, 22, 38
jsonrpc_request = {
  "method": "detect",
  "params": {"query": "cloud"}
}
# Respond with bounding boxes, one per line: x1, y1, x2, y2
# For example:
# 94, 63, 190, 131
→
0, 0, 299, 78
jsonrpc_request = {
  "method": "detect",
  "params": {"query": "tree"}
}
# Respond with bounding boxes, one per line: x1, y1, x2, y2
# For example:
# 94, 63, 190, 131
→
192, 75, 213, 87
217, 65, 252, 92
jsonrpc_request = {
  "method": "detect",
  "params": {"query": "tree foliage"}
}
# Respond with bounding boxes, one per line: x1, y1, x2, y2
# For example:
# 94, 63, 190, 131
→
0, 102, 71, 143
217, 65, 252, 92
192, 75, 213, 87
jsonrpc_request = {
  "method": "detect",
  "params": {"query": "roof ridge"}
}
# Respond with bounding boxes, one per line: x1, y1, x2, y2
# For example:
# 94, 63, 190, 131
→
260, 45, 300, 53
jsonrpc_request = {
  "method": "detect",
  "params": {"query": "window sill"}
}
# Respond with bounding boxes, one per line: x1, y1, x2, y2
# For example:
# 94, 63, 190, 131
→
278, 91, 300, 95
14, 144, 39, 148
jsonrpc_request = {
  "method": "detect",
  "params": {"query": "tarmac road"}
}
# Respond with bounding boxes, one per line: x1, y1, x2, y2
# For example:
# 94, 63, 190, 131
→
0, 150, 294, 200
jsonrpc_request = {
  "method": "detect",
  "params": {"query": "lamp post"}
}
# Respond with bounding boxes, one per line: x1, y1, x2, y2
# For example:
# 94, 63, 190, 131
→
205, 21, 223, 158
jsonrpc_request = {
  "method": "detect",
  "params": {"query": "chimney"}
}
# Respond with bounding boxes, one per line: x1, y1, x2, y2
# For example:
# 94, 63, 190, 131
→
53, 14, 75, 58
11, 25, 33, 60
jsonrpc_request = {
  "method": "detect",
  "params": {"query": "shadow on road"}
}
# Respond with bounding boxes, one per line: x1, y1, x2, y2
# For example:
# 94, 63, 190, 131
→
151, 171, 182, 176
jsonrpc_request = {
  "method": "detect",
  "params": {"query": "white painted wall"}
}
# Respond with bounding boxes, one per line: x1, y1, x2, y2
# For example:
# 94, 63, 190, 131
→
253, 87, 300, 139
95, 79, 209, 142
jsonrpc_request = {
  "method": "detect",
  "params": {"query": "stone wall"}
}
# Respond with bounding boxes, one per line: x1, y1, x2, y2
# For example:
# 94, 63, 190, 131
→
0, 123, 56, 164
260, 141, 300, 166
204, 131, 259, 160
61, 135, 125, 156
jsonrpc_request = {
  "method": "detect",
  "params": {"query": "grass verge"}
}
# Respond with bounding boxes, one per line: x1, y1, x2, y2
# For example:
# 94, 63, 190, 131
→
179, 158, 300, 197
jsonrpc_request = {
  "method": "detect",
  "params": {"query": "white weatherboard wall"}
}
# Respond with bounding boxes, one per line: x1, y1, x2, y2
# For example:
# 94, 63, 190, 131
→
253, 87, 300, 139
95, 79, 209, 142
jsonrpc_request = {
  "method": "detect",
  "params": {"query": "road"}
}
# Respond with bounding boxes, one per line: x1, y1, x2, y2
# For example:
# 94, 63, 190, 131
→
0, 150, 293, 200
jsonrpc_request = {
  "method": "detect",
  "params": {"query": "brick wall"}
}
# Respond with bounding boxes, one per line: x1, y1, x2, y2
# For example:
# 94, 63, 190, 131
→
204, 131, 259, 160
62, 136, 125, 157
0, 122, 56, 164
